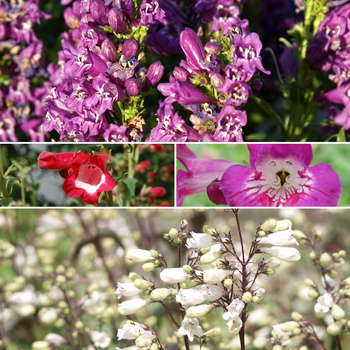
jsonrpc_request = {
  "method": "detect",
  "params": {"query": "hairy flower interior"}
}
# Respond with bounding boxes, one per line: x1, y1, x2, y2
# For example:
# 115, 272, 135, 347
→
75, 163, 106, 194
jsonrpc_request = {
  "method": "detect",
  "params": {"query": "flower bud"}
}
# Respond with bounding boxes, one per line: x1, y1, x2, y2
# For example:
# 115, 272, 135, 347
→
258, 230, 266, 237
293, 328, 301, 335
186, 304, 214, 318
299, 346, 308, 350
127, 249, 154, 262
125, 78, 141, 96
160, 268, 188, 284
203, 225, 215, 235
118, 298, 150, 315
204, 42, 222, 54
266, 268, 275, 275
134, 279, 154, 290
182, 265, 193, 274
56, 275, 66, 285
224, 278, 233, 289
327, 270, 337, 279
252, 296, 262, 303
273, 220, 292, 232
266, 257, 281, 269
168, 228, 178, 238
315, 231, 322, 237
101, 38, 117, 62
272, 346, 282, 350
38, 308, 58, 325
260, 219, 277, 231
309, 251, 316, 259
150, 344, 158, 350
293, 230, 306, 239
304, 278, 315, 287
291, 312, 303, 322
200, 251, 222, 264
136, 335, 156, 348
253, 337, 267, 349
203, 269, 232, 285
142, 263, 156, 272
327, 321, 343, 336
331, 304, 345, 320
308, 290, 319, 299
204, 327, 221, 337
108, 8, 128, 34
280, 321, 299, 332
75, 320, 84, 329
90, 0, 108, 24
242, 292, 252, 303
173, 66, 190, 81
344, 277, 350, 286
123, 39, 139, 59
144, 61, 164, 89
180, 280, 198, 289
320, 253, 332, 268
338, 250, 346, 258
32, 341, 50, 350
150, 288, 173, 301
210, 72, 225, 89
150, 250, 159, 258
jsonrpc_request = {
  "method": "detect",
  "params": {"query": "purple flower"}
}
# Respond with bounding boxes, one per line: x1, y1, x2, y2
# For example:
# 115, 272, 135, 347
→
125, 77, 141, 96
139, 0, 166, 26
217, 79, 252, 107
122, 39, 139, 59
103, 124, 129, 142
176, 144, 237, 206
208, 144, 342, 207
144, 61, 164, 89
108, 8, 128, 34
279, 45, 297, 77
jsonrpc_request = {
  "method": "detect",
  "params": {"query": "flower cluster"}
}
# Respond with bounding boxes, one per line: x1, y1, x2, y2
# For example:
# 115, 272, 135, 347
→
116, 213, 301, 350
177, 144, 342, 207
43, 0, 164, 141
148, 17, 270, 142
0, 0, 51, 141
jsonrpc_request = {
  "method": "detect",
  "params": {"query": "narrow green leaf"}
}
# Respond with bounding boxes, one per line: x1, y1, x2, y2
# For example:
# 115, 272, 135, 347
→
5, 177, 20, 196
337, 128, 346, 142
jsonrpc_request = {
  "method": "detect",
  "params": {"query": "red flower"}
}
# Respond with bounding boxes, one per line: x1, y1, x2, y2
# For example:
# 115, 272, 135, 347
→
135, 160, 151, 173
38, 152, 75, 170
62, 153, 116, 206
156, 201, 170, 207
149, 186, 166, 203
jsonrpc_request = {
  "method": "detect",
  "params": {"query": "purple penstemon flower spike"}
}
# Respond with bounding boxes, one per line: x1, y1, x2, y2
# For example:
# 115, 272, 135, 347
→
209, 144, 342, 207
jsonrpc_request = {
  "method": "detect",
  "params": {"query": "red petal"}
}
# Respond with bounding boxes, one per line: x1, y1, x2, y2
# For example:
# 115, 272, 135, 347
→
62, 175, 84, 198
38, 152, 75, 170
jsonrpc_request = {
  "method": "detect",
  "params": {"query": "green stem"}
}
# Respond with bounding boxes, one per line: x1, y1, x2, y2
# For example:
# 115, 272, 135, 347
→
20, 178, 25, 206
105, 191, 113, 206
0, 147, 9, 198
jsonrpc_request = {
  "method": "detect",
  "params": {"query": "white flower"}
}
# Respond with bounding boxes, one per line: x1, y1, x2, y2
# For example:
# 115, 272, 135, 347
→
90, 330, 111, 349
315, 293, 334, 313
115, 283, 142, 299
259, 247, 300, 262
7, 290, 38, 305
160, 268, 188, 284
31, 340, 50, 350
186, 304, 214, 318
200, 284, 225, 301
186, 232, 212, 249
258, 229, 298, 246
222, 299, 245, 321
126, 249, 154, 262
150, 288, 173, 301
45, 334, 68, 345
11, 303, 36, 317
176, 288, 206, 308
200, 243, 222, 264
203, 269, 232, 285
225, 314, 243, 334
38, 308, 58, 325
118, 298, 150, 315
117, 322, 153, 340
177, 315, 203, 342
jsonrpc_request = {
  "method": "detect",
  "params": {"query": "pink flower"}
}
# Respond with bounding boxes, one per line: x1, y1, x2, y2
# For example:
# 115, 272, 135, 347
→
62, 153, 116, 206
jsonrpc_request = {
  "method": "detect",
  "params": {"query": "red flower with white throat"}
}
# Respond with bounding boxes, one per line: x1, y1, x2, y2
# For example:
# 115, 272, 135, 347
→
62, 153, 116, 206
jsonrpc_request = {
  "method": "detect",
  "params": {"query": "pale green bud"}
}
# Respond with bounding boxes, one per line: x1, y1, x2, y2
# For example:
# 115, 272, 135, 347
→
87, 283, 99, 293
253, 337, 267, 349
201, 247, 211, 254
169, 228, 178, 238
135, 335, 156, 348
304, 278, 315, 287
58, 301, 68, 309
186, 304, 214, 318
203, 225, 215, 235
266, 268, 275, 275
242, 292, 252, 303
173, 237, 180, 244
338, 250, 346, 258
280, 321, 299, 332
339, 289, 345, 295
54, 318, 65, 327
293, 230, 306, 239
43, 265, 54, 274
75, 321, 84, 329
150, 288, 173, 301
72, 331, 78, 338
273, 219, 292, 232
309, 251, 316, 259
223, 278, 233, 289
272, 346, 282, 350
32, 341, 50, 350
320, 253, 332, 268
347, 320, 350, 328
258, 230, 266, 237
332, 304, 345, 320
142, 263, 156, 272
327, 321, 342, 336
266, 257, 281, 269
4, 282, 22, 292
150, 250, 159, 258
260, 219, 277, 231
15, 276, 25, 285
291, 312, 303, 322
56, 275, 66, 285
252, 296, 261, 303
204, 328, 221, 338
179, 280, 198, 289
67, 290, 75, 298
172, 290, 178, 296
182, 265, 193, 274
129, 272, 141, 281
181, 220, 188, 227
315, 231, 322, 237
200, 251, 221, 264
293, 328, 301, 335
344, 277, 350, 286
299, 346, 308, 350
327, 270, 337, 279
308, 290, 319, 299
56, 265, 65, 274
150, 344, 158, 350
144, 315, 158, 328
333, 252, 339, 259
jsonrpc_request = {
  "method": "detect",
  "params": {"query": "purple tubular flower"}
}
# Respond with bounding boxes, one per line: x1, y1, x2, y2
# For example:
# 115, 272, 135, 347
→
101, 38, 117, 62
139, 0, 166, 26
122, 38, 140, 59
173, 66, 190, 81
108, 8, 128, 34
144, 61, 164, 89
103, 124, 129, 142
158, 77, 217, 105
233, 33, 270, 75
89, 0, 109, 24
176, 145, 237, 206
125, 77, 141, 96
216, 144, 342, 207
180, 28, 207, 72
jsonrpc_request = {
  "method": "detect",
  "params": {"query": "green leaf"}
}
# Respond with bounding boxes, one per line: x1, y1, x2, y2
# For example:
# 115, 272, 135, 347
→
5, 177, 20, 196
0, 197, 12, 206
122, 178, 138, 198
3, 163, 16, 178
337, 128, 346, 142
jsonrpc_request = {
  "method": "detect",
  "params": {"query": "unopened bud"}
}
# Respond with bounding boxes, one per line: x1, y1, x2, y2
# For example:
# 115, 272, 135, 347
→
344, 277, 350, 286
315, 231, 322, 237
180, 280, 198, 289
291, 312, 303, 322
280, 321, 299, 332
304, 278, 315, 287
299, 347, 308, 350
129, 272, 141, 281
327, 270, 337, 279
135, 335, 155, 348
242, 292, 252, 303
266, 268, 275, 275
183, 265, 193, 274
204, 327, 221, 338
150, 344, 158, 350
309, 251, 316, 259
252, 296, 262, 303
174, 237, 180, 244
150, 288, 173, 301
134, 279, 153, 290
308, 290, 319, 299
150, 250, 159, 258
186, 304, 214, 318
320, 253, 332, 268
224, 279, 233, 289
200, 251, 221, 264
272, 345, 282, 350
203, 225, 215, 235
169, 228, 178, 238
127, 249, 154, 262
273, 220, 292, 232
327, 321, 343, 336
142, 263, 156, 272
293, 328, 301, 335
260, 219, 277, 231
338, 250, 346, 258
293, 230, 306, 239
258, 230, 266, 237
332, 304, 345, 320
32, 341, 50, 350
266, 257, 281, 269
75, 321, 84, 329
56, 275, 66, 285
253, 337, 267, 349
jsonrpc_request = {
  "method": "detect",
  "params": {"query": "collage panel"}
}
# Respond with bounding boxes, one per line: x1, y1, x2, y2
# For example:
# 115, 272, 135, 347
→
0, 144, 174, 207
176, 143, 350, 208
0, 208, 350, 350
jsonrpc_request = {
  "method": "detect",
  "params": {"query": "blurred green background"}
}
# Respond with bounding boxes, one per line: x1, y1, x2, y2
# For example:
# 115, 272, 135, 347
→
176, 144, 350, 207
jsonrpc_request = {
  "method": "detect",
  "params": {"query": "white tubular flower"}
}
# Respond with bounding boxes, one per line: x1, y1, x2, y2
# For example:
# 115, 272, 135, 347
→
314, 293, 334, 313
176, 287, 206, 308
186, 232, 212, 249
135, 335, 156, 348
7, 290, 38, 305
186, 304, 214, 318
177, 315, 204, 342
90, 330, 111, 349
225, 314, 243, 334
150, 288, 173, 301
258, 229, 298, 246
160, 268, 188, 284
265, 257, 281, 269
117, 298, 151, 315
200, 243, 222, 264
126, 249, 154, 262
117, 323, 153, 340
203, 269, 232, 285
31, 341, 50, 350
200, 284, 225, 301
11, 304, 36, 317
115, 283, 142, 299
45, 334, 68, 345
259, 247, 300, 262
222, 299, 245, 321
38, 308, 58, 325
